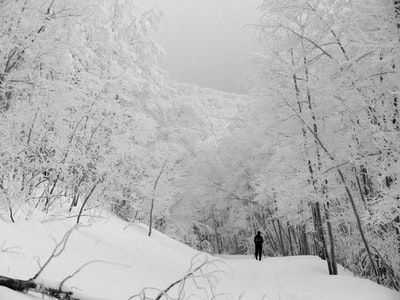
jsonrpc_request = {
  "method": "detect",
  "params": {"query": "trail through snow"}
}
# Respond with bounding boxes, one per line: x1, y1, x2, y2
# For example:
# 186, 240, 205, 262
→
0, 215, 398, 300
217, 255, 399, 300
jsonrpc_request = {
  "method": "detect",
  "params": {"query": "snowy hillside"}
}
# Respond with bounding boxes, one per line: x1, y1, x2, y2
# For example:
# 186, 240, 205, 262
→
1, 215, 398, 300
1, 1, 400, 299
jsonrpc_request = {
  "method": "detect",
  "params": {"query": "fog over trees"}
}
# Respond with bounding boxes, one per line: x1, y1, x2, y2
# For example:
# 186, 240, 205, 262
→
0, 0, 399, 298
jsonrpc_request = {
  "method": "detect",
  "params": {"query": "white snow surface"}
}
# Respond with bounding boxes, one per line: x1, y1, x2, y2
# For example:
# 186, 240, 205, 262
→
0, 215, 398, 300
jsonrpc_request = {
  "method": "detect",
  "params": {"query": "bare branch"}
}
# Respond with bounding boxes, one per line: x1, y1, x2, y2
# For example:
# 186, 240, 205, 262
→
278, 24, 335, 61
59, 260, 131, 290
155, 262, 207, 300
31, 224, 81, 280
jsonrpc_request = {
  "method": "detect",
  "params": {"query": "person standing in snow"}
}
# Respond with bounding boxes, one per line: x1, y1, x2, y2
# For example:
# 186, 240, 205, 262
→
254, 231, 264, 261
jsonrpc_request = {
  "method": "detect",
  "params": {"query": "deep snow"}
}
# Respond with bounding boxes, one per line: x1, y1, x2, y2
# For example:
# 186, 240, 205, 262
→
0, 215, 399, 300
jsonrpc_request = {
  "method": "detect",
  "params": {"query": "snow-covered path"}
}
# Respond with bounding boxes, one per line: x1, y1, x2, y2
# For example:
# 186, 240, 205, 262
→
0, 216, 399, 300
217, 255, 399, 300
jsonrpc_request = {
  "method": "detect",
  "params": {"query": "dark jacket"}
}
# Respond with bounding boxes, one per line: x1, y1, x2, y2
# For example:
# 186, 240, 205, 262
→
254, 234, 264, 246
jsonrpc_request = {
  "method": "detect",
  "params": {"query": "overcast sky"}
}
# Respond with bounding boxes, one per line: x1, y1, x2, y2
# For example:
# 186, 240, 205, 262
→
136, 0, 261, 94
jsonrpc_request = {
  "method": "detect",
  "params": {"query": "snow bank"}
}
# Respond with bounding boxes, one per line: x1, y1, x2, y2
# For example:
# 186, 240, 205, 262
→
0, 215, 200, 299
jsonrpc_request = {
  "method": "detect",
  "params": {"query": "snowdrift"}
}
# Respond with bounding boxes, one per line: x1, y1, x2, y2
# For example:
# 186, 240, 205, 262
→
0, 215, 201, 299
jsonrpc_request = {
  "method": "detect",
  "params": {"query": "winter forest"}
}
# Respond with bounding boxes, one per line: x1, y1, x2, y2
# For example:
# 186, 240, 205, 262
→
0, 0, 399, 299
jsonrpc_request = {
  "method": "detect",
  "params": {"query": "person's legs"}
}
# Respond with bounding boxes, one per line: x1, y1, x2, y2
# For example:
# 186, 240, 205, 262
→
255, 246, 262, 260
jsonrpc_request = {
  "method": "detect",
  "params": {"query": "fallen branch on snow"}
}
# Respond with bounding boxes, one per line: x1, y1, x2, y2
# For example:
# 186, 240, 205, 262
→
0, 275, 78, 300
0, 225, 82, 299
0, 222, 131, 299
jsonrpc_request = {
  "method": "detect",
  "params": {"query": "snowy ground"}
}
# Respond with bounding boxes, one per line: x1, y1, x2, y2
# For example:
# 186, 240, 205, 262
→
0, 215, 398, 300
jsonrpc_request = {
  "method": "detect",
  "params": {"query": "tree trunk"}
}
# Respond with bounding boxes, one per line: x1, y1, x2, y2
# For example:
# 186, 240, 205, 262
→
300, 225, 309, 255
148, 159, 168, 237
272, 219, 284, 255
277, 219, 286, 256
290, 226, 298, 255
325, 202, 338, 275
76, 179, 101, 224
287, 222, 294, 256
311, 201, 333, 275
311, 202, 327, 260
211, 206, 222, 254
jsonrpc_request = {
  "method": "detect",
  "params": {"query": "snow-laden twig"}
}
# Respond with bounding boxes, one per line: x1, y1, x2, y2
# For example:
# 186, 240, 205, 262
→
31, 224, 82, 280
59, 259, 131, 290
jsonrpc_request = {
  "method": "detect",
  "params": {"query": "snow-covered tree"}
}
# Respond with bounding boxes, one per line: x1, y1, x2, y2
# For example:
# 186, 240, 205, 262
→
0, 0, 167, 222
252, 0, 400, 289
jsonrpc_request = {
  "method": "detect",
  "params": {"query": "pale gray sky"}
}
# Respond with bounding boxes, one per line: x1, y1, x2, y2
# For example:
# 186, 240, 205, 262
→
136, 0, 261, 94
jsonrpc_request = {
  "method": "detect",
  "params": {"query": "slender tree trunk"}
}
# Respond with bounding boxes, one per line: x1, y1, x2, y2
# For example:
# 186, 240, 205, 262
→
287, 222, 294, 256
303, 229, 309, 255
266, 229, 278, 253
290, 226, 298, 255
233, 235, 240, 254
148, 159, 168, 237
70, 175, 85, 211
76, 179, 101, 224
272, 219, 284, 255
299, 225, 309, 255
277, 219, 286, 256
211, 206, 222, 254
311, 202, 330, 267
325, 202, 338, 275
